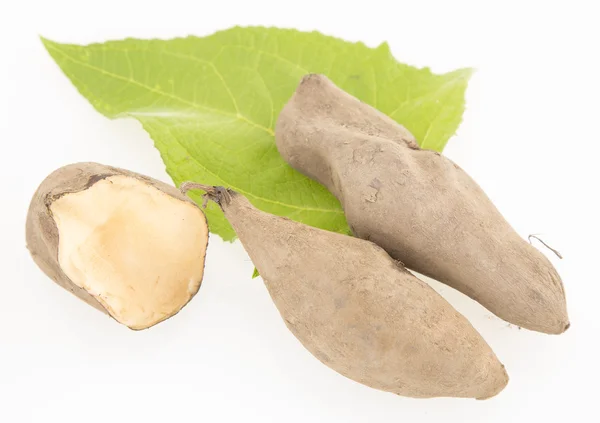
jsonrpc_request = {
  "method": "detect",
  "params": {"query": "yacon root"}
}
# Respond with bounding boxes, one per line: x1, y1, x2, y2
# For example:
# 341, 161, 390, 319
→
26, 163, 209, 330
276, 74, 569, 335
183, 183, 508, 399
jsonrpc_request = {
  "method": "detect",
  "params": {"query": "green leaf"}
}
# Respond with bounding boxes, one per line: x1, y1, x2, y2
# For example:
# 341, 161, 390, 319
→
252, 268, 260, 279
42, 27, 472, 241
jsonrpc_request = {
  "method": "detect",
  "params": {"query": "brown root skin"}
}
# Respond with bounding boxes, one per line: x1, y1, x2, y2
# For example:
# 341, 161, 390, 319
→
275, 74, 569, 335
183, 183, 509, 399
27, 163, 209, 330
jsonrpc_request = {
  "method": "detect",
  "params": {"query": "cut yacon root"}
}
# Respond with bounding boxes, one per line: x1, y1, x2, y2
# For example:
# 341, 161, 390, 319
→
26, 163, 209, 330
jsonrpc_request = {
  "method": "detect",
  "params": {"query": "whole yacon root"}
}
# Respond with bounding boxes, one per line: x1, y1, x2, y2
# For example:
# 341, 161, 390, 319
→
275, 74, 569, 335
26, 163, 209, 330
182, 183, 508, 399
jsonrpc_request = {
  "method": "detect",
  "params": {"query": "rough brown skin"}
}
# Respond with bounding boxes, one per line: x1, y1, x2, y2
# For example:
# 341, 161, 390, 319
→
275, 74, 569, 335
182, 183, 508, 399
26, 162, 208, 329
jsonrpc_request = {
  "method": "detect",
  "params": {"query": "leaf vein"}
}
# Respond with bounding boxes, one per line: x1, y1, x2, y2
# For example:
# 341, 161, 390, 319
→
145, 121, 343, 215
46, 43, 274, 136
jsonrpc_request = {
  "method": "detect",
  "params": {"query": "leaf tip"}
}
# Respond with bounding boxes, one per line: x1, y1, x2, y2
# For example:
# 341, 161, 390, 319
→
39, 36, 63, 61
39, 35, 56, 49
444, 67, 476, 83
458, 67, 477, 80
377, 41, 391, 52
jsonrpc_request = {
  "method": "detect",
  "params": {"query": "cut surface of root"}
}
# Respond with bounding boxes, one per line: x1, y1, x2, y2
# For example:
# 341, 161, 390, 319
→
50, 175, 208, 329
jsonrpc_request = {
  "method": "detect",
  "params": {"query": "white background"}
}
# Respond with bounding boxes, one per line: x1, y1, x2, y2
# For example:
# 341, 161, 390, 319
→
1, 1, 599, 422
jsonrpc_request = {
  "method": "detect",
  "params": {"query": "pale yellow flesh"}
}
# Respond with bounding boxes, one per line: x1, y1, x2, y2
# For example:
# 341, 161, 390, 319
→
50, 176, 208, 329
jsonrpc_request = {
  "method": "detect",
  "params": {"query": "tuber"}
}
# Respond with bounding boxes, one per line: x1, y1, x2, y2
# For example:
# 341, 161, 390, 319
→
275, 74, 569, 334
182, 183, 508, 399
26, 163, 209, 330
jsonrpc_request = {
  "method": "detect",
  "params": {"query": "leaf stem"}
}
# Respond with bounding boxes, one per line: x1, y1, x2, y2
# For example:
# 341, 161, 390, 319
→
180, 182, 231, 207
